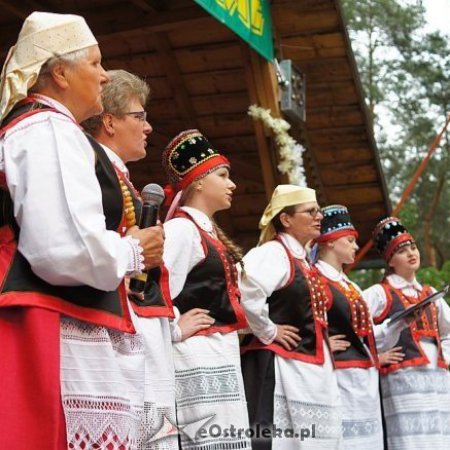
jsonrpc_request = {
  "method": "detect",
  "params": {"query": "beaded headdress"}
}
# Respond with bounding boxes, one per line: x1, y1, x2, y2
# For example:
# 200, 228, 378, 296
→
372, 216, 414, 261
316, 204, 358, 244
162, 129, 230, 219
162, 129, 229, 192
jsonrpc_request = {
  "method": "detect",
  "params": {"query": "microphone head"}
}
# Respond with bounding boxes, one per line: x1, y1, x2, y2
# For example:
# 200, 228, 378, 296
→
141, 183, 165, 207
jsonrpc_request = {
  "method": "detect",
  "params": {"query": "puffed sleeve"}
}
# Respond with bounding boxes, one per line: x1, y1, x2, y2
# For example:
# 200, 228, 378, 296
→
163, 217, 204, 299
239, 241, 290, 344
362, 284, 407, 352
2, 112, 135, 290
163, 216, 205, 342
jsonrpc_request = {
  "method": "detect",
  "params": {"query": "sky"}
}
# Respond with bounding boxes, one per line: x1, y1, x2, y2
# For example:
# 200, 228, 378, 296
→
424, 0, 450, 33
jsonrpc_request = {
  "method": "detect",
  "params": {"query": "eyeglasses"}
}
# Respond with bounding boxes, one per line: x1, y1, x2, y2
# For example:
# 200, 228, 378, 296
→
294, 207, 323, 218
124, 111, 147, 122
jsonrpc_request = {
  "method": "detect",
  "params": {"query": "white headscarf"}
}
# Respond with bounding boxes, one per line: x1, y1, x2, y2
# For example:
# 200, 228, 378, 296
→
258, 184, 317, 244
0, 11, 97, 121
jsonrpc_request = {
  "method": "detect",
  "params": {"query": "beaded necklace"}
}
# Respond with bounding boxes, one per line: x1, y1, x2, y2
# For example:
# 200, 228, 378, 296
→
395, 286, 438, 334
330, 279, 371, 336
296, 258, 329, 324
113, 164, 141, 230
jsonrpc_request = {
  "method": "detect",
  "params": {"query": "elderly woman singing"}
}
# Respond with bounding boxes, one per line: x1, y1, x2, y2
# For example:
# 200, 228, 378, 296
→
0, 12, 163, 450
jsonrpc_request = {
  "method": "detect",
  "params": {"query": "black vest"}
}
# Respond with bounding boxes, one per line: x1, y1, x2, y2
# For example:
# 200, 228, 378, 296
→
0, 102, 134, 333
374, 282, 447, 373
172, 211, 247, 335
327, 282, 378, 368
241, 239, 329, 364
115, 169, 174, 319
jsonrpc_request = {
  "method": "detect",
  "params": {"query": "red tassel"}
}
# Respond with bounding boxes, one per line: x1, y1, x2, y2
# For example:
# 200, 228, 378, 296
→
163, 184, 176, 206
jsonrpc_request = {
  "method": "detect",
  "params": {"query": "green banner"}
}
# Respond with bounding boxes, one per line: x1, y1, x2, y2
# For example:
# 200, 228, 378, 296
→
194, 0, 274, 61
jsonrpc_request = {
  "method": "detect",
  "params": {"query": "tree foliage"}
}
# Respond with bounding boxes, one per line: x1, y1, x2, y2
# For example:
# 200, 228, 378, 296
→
341, 0, 450, 283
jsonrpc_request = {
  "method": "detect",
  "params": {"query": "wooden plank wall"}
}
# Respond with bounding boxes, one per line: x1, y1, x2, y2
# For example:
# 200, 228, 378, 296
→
0, 0, 390, 254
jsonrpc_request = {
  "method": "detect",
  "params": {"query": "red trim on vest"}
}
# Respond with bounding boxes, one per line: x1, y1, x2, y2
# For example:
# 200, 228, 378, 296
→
241, 239, 329, 365
240, 333, 327, 364
0, 226, 134, 332
130, 264, 175, 319
112, 166, 175, 319
325, 278, 379, 369
0, 225, 15, 287
335, 359, 375, 369
174, 210, 248, 336
0, 229, 135, 333
373, 282, 394, 323
1, 106, 135, 332
0, 171, 6, 189
378, 282, 448, 374
0, 108, 56, 137
0, 96, 76, 137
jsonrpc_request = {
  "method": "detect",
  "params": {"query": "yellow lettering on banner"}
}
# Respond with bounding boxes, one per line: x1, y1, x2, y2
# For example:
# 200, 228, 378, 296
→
250, 0, 264, 36
215, 0, 265, 36
238, 0, 250, 29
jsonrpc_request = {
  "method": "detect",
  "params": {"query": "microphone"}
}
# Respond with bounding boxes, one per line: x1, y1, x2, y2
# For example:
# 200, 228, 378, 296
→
129, 183, 165, 293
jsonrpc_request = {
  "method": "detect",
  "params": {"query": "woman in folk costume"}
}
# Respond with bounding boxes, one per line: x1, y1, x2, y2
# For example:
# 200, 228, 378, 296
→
364, 217, 450, 450
315, 205, 406, 450
82, 69, 178, 450
0, 13, 164, 450
161, 129, 251, 450
240, 184, 343, 450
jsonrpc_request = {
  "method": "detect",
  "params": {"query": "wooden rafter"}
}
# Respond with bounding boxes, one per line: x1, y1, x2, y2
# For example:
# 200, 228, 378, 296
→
0, 0, 46, 19
0, 4, 210, 56
152, 32, 199, 130
129, 0, 166, 13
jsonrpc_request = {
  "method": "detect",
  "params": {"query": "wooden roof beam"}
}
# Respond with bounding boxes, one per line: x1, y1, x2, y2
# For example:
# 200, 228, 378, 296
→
152, 32, 199, 130
0, 0, 48, 20
0, 4, 210, 56
228, 159, 265, 185
129, 0, 167, 13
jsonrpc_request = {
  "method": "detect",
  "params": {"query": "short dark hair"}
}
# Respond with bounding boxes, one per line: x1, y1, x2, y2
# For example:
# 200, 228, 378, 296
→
272, 205, 298, 233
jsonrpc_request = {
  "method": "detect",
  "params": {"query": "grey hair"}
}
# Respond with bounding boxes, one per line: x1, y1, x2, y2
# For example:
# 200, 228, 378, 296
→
82, 69, 150, 136
29, 47, 91, 93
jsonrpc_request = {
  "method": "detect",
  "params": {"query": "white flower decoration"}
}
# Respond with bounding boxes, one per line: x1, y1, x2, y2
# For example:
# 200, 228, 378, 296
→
248, 105, 307, 186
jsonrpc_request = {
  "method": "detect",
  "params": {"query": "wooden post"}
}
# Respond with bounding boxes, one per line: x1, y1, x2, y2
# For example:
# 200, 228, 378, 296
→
240, 43, 287, 199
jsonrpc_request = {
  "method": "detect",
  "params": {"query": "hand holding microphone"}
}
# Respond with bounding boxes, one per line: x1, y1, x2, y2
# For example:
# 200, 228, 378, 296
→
127, 184, 165, 293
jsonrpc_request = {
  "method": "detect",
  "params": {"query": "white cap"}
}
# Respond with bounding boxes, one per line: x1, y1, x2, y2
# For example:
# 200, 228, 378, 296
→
0, 11, 98, 121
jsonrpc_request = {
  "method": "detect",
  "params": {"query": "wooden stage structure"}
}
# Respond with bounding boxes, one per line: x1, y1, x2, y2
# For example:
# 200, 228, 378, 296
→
0, 0, 391, 259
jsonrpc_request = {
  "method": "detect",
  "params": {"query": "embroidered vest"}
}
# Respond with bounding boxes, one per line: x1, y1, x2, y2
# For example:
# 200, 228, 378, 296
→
0, 101, 134, 333
241, 238, 329, 364
326, 280, 379, 369
374, 281, 447, 374
171, 211, 247, 335
114, 168, 174, 319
